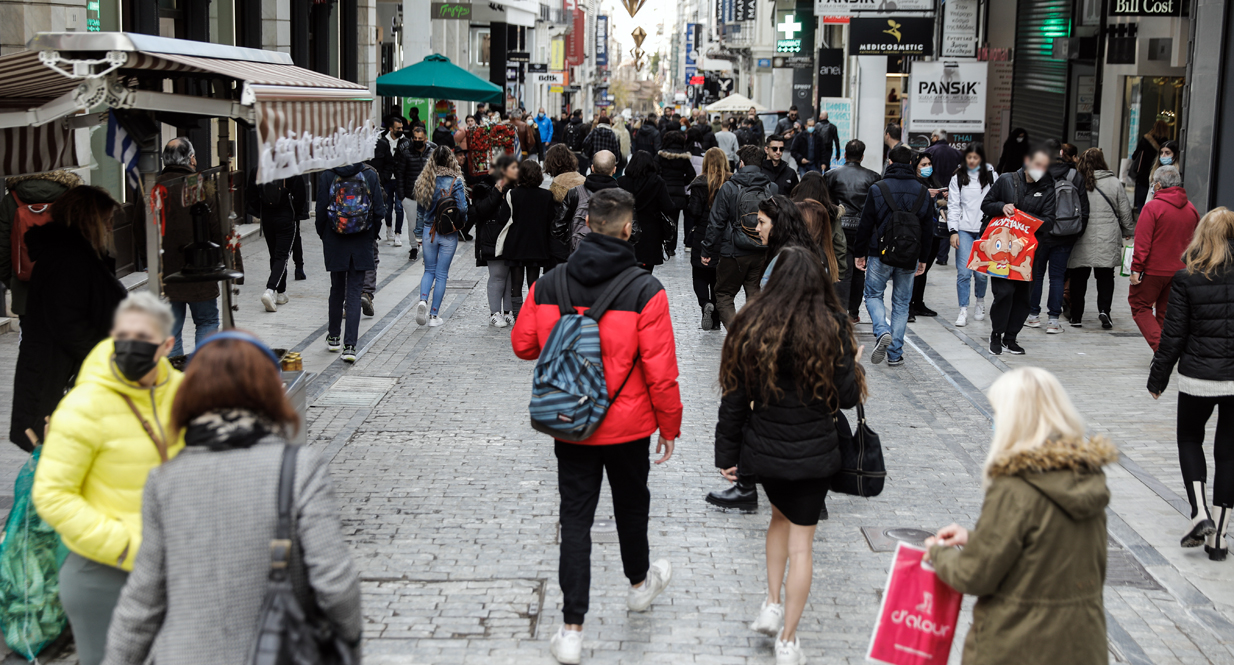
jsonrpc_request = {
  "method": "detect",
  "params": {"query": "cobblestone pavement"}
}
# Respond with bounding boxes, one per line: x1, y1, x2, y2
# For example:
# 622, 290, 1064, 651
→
2, 229, 1234, 663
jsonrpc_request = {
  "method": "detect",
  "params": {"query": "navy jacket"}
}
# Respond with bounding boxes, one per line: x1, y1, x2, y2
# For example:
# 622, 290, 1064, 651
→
853, 162, 935, 261
315, 164, 387, 272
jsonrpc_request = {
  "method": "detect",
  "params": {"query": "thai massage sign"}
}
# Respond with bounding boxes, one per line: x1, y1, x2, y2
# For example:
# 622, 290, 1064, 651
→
431, 2, 472, 19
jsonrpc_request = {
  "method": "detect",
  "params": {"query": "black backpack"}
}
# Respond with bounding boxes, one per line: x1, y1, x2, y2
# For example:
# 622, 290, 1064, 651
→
431, 177, 465, 240
874, 180, 927, 270
730, 181, 774, 252
1051, 168, 1084, 236
565, 123, 587, 151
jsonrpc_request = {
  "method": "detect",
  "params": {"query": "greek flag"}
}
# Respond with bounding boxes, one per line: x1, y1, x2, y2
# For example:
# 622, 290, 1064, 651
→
105, 111, 140, 191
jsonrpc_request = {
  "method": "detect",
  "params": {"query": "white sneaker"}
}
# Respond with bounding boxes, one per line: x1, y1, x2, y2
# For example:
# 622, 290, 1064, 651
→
394, 232, 404, 248
384, 226, 393, 243
955, 306, 968, 327
505, 312, 515, 326
261, 289, 277, 312
1046, 319, 1063, 334
415, 300, 429, 326
627, 559, 672, 611
750, 599, 785, 637
775, 631, 807, 665
1026, 314, 1041, 328
490, 313, 507, 328
549, 626, 583, 664
275, 292, 289, 305
428, 315, 444, 327
975, 303, 986, 321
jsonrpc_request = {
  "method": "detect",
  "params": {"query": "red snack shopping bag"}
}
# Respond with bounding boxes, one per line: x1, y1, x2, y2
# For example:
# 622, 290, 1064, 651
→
867, 542, 963, 665
965, 210, 1043, 282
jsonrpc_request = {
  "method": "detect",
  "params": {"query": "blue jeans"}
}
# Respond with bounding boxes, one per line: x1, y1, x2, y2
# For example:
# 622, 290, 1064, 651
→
419, 231, 459, 315
414, 206, 427, 240
863, 256, 915, 361
383, 180, 404, 234
955, 230, 988, 307
1029, 243, 1073, 319
329, 269, 365, 347
170, 299, 220, 356
798, 163, 822, 177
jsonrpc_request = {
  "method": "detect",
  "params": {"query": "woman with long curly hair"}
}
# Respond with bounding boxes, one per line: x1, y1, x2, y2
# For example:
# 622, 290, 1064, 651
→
413, 145, 469, 327
713, 246, 864, 664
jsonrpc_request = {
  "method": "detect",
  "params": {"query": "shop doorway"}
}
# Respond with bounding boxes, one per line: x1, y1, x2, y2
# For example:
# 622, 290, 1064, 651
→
1119, 75, 1185, 163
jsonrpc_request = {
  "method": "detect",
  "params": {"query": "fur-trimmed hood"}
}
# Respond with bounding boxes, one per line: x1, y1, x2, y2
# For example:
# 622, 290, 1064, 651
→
549, 172, 585, 202
7, 170, 82, 190
657, 150, 691, 160
987, 437, 1117, 520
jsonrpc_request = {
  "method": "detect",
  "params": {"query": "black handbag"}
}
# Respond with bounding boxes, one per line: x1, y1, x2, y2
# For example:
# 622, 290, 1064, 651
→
250, 446, 355, 665
830, 404, 886, 497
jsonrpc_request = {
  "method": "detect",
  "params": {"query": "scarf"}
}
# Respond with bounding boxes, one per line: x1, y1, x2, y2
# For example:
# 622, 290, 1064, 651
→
184, 408, 275, 451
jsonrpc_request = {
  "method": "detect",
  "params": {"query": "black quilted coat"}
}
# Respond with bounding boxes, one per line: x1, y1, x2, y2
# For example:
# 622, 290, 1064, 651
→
714, 324, 862, 481
1148, 260, 1234, 393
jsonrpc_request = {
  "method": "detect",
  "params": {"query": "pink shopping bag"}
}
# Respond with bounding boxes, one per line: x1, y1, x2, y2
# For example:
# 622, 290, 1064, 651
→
867, 542, 964, 665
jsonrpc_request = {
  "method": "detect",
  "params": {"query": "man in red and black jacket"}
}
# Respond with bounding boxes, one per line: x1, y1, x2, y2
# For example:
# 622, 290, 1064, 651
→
512, 188, 683, 664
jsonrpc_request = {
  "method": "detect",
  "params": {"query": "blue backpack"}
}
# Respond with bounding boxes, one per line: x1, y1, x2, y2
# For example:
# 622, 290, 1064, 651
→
529, 265, 646, 442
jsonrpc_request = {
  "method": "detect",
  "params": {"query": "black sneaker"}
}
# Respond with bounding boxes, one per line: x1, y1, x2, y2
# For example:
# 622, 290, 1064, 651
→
408, 246, 419, 261
871, 332, 892, 364
701, 303, 716, 330
908, 313, 916, 323
1070, 319, 1083, 328
294, 266, 307, 281
887, 356, 904, 366
1004, 338, 1026, 355
911, 304, 938, 317
361, 293, 375, 317
341, 345, 357, 363
1099, 312, 1113, 329
326, 336, 342, 352
989, 332, 1003, 355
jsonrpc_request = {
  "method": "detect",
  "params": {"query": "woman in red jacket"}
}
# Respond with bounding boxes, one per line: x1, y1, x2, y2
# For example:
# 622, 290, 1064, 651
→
1129, 165, 1200, 350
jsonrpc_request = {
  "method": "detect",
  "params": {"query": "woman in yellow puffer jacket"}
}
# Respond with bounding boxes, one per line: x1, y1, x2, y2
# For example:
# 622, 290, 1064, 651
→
33, 292, 183, 665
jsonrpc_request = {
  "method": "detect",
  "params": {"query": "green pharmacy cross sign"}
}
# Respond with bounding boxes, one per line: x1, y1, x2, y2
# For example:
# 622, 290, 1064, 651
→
431, 2, 472, 19
776, 13, 802, 53
86, 0, 101, 31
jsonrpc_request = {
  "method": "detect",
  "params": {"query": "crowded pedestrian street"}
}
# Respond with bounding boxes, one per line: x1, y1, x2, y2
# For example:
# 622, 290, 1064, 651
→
0, 228, 1229, 663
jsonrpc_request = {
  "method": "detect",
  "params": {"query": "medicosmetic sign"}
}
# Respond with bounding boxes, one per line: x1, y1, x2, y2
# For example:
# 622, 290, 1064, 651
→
908, 61, 987, 133
848, 17, 934, 56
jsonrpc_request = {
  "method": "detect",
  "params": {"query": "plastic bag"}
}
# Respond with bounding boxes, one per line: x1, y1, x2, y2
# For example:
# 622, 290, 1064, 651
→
0, 446, 69, 660
867, 543, 963, 665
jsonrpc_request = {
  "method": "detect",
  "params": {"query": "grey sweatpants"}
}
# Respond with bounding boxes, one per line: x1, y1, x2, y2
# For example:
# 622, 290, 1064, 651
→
363, 237, 380, 295
59, 551, 128, 665
487, 259, 513, 314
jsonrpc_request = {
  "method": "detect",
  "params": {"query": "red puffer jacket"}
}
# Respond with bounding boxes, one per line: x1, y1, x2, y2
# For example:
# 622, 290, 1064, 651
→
512, 233, 683, 445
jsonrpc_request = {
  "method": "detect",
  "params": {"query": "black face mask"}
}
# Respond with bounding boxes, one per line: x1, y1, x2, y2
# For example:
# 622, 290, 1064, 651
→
114, 339, 161, 382
412, 140, 426, 150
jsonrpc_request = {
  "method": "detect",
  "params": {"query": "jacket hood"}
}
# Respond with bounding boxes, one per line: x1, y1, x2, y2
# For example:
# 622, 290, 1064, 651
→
1048, 160, 1077, 179
583, 173, 620, 193
550, 172, 585, 201
569, 117, 583, 125
1094, 169, 1117, 181
567, 232, 637, 287
1154, 186, 1191, 209
25, 221, 94, 263
657, 150, 691, 160
7, 170, 82, 191
883, 162, 918, 180
732, 165, 773, 188
77, 338, 178, 398
330, 163, 366, 178
987, 437, 1117, 520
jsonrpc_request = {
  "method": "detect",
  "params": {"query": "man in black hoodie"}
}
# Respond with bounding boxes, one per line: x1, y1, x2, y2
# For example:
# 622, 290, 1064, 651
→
569, 150, 621, 251
761, 134, 799, 197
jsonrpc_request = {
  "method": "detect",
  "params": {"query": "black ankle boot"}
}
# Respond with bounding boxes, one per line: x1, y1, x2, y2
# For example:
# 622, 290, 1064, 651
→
706, 476, 758, 510
1206, 506, 1229, 561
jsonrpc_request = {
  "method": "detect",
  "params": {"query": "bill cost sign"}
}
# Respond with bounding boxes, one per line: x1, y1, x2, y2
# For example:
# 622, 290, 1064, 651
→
908, 62, 987, 133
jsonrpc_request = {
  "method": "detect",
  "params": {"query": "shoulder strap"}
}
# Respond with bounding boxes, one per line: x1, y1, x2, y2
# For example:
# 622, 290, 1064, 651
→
875, 181, 899, 213
585, 266, 646, 322
911, 185, 929, 215
269, 444, 298, 578
121, 394, 168, 463
1092, 183, 1117, 214
554, 265, 574, 317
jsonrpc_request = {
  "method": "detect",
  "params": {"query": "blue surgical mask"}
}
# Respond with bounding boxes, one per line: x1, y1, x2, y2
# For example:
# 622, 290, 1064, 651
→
968, 166, 980, 174
681, 125, 688, 131
1160, 155, 1174, 165
920, 166, 934, 177
807, 126, 815, 133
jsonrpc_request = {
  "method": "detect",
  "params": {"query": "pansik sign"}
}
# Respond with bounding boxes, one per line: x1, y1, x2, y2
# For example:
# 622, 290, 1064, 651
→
849, 17, 934, 56
909, 62, 987, 133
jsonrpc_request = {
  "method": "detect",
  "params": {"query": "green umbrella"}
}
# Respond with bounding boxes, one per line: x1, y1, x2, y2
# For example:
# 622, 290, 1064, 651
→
376, 54, 504, 104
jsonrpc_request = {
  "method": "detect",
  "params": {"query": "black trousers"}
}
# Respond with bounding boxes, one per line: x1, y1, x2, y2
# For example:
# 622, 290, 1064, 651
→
556, 438, 651, 625
262, 217, 299, 292
327, 269, 365, 346
1177, 393, 1234, 510
692, 265, 716, 308
292, 221, 304, 269
839, 228, 865, 317
1069, 266, 1115, 322
989, 278, 1032, 340
911, 237, 943, 306
511, 264, 543, 315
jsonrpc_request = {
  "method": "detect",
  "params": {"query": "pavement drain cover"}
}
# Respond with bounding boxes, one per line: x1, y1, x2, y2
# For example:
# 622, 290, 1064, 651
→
862, 527, 935, 552
314, 376, 398, 408
1106, 549, 1164, 590
361, 577, 546, 639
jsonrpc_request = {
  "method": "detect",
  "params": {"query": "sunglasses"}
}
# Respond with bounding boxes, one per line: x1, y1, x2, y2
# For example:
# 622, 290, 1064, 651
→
768, 146, 784, 152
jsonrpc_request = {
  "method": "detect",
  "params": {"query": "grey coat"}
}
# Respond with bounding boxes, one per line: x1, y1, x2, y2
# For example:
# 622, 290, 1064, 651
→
102, 439, 362, 665
1069, 170, 1135, 269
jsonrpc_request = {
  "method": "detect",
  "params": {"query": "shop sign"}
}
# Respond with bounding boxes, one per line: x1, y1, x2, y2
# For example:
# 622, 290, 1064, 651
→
908, 61, 987, 133
1109, 0, 1181, 16
941, 0, 978, 58
550, 39, 565, 70
507, 51, 530, 63
528, 63, 548, 73
506, 66, 520, 82
531, 72, 564, 84
817, 48, 844, 98
849, 17, 934, 56
689, 75, 705, 85
822, 15, 850, 24
685, 23, 698, 66
776, 13, 804, 53
757, 57, 773, 72
86, 0, 101, 30
550, 85, 564, 93
773, 55, 815, 68
733, 0, 757, 21
431, 2, 471, 19
596, 15, 609, 67
815, 0, 933, 14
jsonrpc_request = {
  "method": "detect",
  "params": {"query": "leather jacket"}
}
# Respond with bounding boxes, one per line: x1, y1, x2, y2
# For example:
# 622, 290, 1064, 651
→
824, 162, 882, 230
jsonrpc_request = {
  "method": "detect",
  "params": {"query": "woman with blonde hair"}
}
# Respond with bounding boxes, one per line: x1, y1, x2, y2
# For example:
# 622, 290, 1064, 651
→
687, 147, 730, 330
925, 367, 1116, 665
413, 144, 469, 327
1149, 206, 1234, 559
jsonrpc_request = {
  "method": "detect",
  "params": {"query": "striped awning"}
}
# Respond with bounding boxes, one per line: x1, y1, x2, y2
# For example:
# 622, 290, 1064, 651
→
0, 122, 80, 177
0, 33, 376, 182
